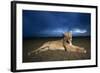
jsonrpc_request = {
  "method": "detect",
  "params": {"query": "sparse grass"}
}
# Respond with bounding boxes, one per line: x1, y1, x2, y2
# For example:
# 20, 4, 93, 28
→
23, 37, 90, 63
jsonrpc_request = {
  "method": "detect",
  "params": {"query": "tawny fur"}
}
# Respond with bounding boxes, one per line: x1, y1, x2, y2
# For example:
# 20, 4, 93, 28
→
28, 32, 86, 55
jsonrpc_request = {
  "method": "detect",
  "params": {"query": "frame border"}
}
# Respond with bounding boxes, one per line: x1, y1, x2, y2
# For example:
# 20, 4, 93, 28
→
11, 1, 98, 72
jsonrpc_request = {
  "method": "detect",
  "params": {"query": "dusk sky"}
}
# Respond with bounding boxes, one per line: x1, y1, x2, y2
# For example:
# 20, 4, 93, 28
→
23, 10, 91, 38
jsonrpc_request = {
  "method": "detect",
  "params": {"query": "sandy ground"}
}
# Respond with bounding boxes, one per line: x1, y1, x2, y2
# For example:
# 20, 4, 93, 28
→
23, 37, 91, 63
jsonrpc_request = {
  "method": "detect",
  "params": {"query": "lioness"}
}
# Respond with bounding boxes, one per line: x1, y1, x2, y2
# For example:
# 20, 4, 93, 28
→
28, 32, 86, 55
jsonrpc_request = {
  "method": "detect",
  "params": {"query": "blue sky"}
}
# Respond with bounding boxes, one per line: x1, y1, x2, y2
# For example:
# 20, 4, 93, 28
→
23, 10, 91, 38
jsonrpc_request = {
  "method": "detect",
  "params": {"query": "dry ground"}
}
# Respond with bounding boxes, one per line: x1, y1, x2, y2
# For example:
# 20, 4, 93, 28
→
23, 37, 91, 63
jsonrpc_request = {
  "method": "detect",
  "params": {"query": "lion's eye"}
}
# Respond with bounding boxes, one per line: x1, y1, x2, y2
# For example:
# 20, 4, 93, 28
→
66, 40, 69, 44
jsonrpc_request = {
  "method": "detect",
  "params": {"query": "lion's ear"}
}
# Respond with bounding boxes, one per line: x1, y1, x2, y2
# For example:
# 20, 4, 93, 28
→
63, 32, 68, 36
63, 33, 66, 36
64, 32, 70, 36
63, 32, 72, 37
68, 32, 72, 36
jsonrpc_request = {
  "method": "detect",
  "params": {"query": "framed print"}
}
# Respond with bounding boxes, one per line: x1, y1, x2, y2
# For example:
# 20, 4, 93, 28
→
11, 1, 98, 72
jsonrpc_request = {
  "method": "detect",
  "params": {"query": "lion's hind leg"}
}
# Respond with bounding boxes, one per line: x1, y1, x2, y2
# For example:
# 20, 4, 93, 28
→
28, 42, 49, 56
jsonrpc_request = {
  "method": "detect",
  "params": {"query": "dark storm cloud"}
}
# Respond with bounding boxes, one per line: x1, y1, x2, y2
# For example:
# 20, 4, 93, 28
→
23, 10, 91, 37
